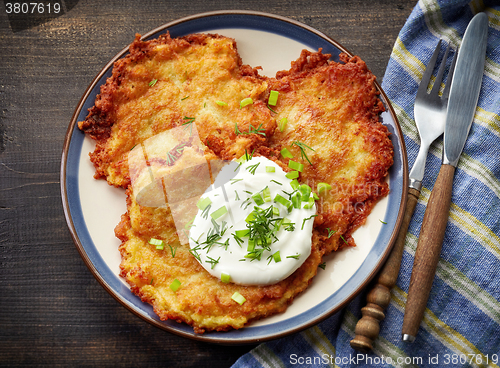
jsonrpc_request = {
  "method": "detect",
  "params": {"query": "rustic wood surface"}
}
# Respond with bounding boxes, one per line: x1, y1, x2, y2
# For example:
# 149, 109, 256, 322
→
0, 0, 416, 366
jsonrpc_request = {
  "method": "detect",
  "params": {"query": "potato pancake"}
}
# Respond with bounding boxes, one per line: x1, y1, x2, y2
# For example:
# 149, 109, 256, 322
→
78, 32, 274, 188
78, 32, 393, 333
268, 50, 393, 254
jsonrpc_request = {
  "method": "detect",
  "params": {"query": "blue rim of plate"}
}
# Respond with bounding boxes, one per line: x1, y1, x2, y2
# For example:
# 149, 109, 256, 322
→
61, 10, 408, 345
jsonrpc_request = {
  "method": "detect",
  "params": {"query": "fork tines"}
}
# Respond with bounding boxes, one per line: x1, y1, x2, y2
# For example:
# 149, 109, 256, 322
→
417, 40, 458, 100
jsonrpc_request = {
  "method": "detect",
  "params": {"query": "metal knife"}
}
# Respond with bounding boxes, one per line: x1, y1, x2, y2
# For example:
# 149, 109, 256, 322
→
402, 12, 489, 342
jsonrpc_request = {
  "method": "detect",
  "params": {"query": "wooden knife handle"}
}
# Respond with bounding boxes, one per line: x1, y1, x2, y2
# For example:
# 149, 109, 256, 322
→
350, 187, 420, 352
402, 164, 456, 342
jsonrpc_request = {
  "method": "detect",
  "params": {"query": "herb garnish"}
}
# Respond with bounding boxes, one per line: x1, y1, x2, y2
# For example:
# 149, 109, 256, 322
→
235, 122, 266, 136
182, 116, 195, 135
326, 228, 336, 238
291, 141, 315, 165
246, 162, 260, 175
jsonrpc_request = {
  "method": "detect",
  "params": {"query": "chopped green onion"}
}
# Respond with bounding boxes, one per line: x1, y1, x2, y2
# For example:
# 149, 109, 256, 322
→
268, 90, 279, 106
288, 160, 304, 172
235, 154, 247, 164
285, 171, 299, 179
290, 179, 299, 190
211, 206, 228, 220
148, 79, 158, 87
149, 238, 163, 248
303, 197, 315, 209
273, 250, 281, 262
272, 206, 280, 217
274, 194, 291, 208
252, 192, 264, 205
197, 197, 212, 210
169, 279, 181, 292
280, 147, 293, 159
317, 182, 332, 194
221, 273, 231, 283
262, 187, 272, 202
279, 117, 288, 132
265, 166, 275, 173
291, 192, 301, 209
313, 192, 319, 200
216, 100, 227, 106
380, 219, 388, 224
299, 184, 312, 201
240, 97, 253, 108
231, 292, 246, 305
247, 239, 255, 252
245, 211, 256, 223
280, 218, 294, 231
235, 229, 250, 238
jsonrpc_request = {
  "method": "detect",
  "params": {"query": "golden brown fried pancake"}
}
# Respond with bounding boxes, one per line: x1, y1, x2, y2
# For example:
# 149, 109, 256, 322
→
268, 50, 393, 254
79, 33, 393, 333
116, 188, 324, 333
79, 33, 274, 188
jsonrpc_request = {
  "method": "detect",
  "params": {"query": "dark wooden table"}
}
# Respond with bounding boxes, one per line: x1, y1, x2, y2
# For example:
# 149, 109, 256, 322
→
0, 1, 416, 366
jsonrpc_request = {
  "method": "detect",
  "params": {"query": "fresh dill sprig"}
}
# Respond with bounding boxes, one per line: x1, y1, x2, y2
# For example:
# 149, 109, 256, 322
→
291, 141, 315, 165
246, 162, 260, 175
234, 123, 266, 137
182, 116, 195, 135
301, 215, 318, 230
201, 203, 212, 219
326, 228, 336, 238
206, 256, 220, 269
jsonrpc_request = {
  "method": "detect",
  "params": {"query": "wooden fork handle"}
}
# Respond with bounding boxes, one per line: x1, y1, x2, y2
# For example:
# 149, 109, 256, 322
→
402, 164, 455, 342
350, 187, 420, 352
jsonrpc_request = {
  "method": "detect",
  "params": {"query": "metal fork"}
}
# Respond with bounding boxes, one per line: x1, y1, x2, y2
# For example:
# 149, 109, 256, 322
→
410, 39, 458, 191
350, 39, 457, 352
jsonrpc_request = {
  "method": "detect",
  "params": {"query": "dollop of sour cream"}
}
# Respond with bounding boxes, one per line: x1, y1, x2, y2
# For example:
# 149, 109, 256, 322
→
188, 156, 317, 286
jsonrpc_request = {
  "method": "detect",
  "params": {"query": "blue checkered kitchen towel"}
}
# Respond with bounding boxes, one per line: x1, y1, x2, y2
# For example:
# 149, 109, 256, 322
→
232, 0, 500, 367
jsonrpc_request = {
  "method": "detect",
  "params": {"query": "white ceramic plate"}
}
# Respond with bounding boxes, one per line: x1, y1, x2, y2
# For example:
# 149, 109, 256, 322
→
61, 10, 408, 344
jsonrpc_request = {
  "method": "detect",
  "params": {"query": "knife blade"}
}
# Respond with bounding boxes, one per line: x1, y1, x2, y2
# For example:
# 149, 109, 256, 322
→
402, 12, 489, 342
